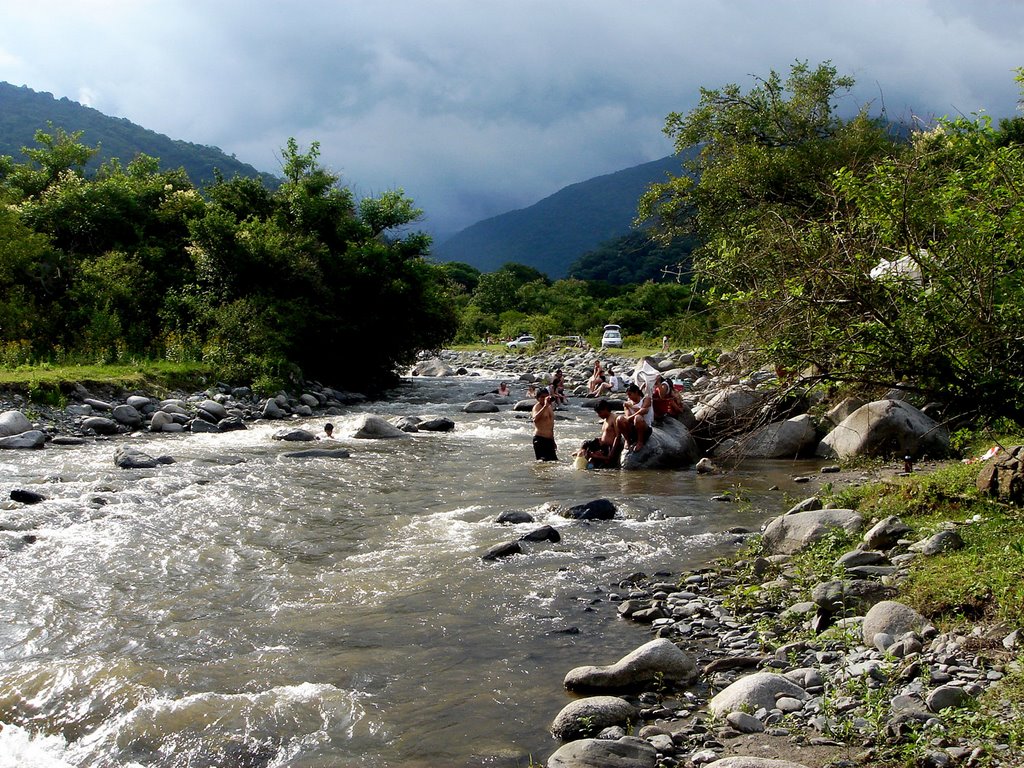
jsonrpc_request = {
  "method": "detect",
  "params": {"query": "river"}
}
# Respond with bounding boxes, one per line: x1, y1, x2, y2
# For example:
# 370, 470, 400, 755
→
0, 372, 825, 767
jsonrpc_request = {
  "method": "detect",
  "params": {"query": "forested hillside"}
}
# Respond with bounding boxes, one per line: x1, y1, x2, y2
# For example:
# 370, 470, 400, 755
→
431, 152, 695, 277
0, 82, 278, 188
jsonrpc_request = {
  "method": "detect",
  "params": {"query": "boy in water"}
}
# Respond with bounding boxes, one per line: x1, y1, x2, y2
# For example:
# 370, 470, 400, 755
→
531, 387, 558, 461
584, 399, 622, 468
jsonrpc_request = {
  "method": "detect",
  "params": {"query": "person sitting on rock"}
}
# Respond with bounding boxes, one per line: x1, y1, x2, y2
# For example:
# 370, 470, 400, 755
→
584, 399, 623, 467
652, 375, 684, 419
587, 361, 612, 397
551, 369, 568, 405
617, 383, 652, 453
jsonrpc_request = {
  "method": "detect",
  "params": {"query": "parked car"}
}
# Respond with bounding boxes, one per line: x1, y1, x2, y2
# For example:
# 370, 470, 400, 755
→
506, 335, 536, 349
600, 325, 622, 348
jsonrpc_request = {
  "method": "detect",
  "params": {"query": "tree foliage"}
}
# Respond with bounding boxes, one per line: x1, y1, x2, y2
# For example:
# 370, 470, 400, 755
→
640, 61, 1024, 423
0, 129, 457, 390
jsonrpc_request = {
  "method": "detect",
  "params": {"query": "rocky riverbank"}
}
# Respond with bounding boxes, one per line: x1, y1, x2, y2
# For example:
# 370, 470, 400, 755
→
534, 474, 1022, 768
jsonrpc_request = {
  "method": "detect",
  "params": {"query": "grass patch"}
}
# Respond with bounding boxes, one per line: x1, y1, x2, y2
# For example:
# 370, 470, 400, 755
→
0, 360, 216, 401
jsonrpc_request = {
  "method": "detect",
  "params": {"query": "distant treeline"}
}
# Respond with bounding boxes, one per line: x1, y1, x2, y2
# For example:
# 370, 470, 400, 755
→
0, 129, 457, 392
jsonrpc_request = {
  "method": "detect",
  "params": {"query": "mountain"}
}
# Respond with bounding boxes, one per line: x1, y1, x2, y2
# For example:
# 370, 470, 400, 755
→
430, 151, 696, 278
0, 82, 277, 188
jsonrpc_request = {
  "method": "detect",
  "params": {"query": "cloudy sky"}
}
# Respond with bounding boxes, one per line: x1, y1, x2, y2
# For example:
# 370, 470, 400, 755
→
1, 1, 1021, 236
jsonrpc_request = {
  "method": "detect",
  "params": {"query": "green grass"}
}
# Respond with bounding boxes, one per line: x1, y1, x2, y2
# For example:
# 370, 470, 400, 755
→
0, 360, 216, 400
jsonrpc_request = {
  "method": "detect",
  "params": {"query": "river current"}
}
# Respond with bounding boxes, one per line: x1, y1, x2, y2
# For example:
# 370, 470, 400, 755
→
0, 372, 824, 767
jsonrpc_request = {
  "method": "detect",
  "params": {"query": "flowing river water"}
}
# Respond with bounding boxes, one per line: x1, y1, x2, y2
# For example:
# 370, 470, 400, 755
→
0, 372, 826, 767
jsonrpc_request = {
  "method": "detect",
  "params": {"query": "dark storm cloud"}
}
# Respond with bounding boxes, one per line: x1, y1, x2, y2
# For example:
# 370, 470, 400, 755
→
1, 1, 1021, 234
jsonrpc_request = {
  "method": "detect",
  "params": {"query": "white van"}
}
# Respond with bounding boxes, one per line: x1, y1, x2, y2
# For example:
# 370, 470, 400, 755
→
601, 324, 622, 348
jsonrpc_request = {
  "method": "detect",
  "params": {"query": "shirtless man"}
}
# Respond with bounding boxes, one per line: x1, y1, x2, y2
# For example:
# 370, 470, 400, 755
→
587, 361, 612, 397
584, 400, 622, 468
617, 383, 653, 453
531, 387, 558, 461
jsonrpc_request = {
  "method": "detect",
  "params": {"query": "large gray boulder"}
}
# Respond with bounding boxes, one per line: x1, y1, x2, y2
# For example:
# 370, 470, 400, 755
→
149, 411, 174, 432
692, 385, 762, 429
761, 509, 863, 555
708, 672, 808, 717
862, 601, 931, 645
114, 446, 159, 469
272, 428, 318, 442
418, 417, 456, 432
262, 399, 287, 419
715, 414, 817, 459
564, 638, 697, 692
811, 579, 895, 615
82, 417, 120, 435
198, 399, 229, 421
816, 399, 949, 459
413, 357, 454, 377
550, 696, 638, 741
463, 399, 500, 413
0, 430, 46, 449
620, 418, 698, 470
351, 415, 409, 439
547, 737, 658, 768
111, 404, 143, 428
862, 515, 912, 550
0, 410, 32, 437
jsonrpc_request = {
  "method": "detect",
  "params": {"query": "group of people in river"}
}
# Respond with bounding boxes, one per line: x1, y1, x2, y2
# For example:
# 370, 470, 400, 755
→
531, 360, 686, 468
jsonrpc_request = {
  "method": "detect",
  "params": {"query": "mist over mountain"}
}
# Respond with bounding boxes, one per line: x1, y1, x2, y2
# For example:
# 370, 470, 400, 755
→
0, 82, 278, 188
431, 152, 696, 278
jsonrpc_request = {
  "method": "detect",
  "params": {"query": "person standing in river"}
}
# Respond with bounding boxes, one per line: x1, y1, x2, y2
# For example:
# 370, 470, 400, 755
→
531, 387, 558, 461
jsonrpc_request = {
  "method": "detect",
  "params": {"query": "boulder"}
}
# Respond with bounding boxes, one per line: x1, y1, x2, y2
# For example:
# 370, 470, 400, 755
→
272, 428, 318, 442
463, 399, 500, 413
481, 541, 523, 561
761, 509, 863, 555
198, 399, 229, 421
299, 393, 320, 408
0, 430, 46, 449
564, 638, 697, 692
620, 418, 698, 471
559, 499, 617, 521
82, 416, 120, 435
262, 399, 287, 419
520, 525, 561, 543
10, 489, 46, 504
83, 398, 114, 412
976, 445, 1024, 505
706, 759, 813, 768
693, 385, 761, 429
708, 672, 808, 717
418, 417, 456, 432
189, 418, 220, 434
496, 510, 535, 524
413, 357, 454, 377
550, 696, 638, 741
114, 446, 160, 469
862, 601, 931, 645
926, 684, 973, 713
513, 399, 536, 412
547, 737, 658, 768
816, 399, 949, 459
217, 417, 247, 432
811, 579, 895, 615
0, 410, 33, 437
824, 396, 867, 427
909, 529, 964, 556
351, 415, 409, 440
281, 448, 351, 459
390, 416, 421, 433
862, 516, 913, 550
715, 414, 817, 459
126, 395, 153, 411
149, 411, 174, 432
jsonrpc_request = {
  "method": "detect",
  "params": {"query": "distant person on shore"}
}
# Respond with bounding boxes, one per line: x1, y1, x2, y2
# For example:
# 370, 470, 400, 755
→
618, 383, 653, 453
531, 387, 558, 461
662, 335, 670, 352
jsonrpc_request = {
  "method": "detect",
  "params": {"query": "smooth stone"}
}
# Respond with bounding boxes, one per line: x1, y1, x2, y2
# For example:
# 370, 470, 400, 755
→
520, 525, 561, 543
418, 417, 456, 432
0, 430, 46, 449
126, 395, 153, 410
114, 446, 160, 469
725, 712, 765, 734
547, 737, 657, 768
816, 399, 949, 459
463, 399, 500, 413
862, 601, 931, 645
351, 415, 409, 439
559, 499, 617, 521
10, 489, 46, 505
110, 404, 142, 428
708, 673, 808, 717
189, 418, 220, 434
564, 638, 697, 692
481, 540, 523, 561
83, 398, 114, 412
496, 510, 535, 524
926, 685, 973, 713
281, 448, 351, 459
761, 508, 862, 554
82, 417, 120, 435
272, 428, 318, 442
909, 529, 964, 556
550, 697, 638, 741
862, 515, 913, 550
217, 417, 247, 432
198, 399, 229, 420
262, 399, 286, 419
149, 411, 174, 432
836, 549, 888, 568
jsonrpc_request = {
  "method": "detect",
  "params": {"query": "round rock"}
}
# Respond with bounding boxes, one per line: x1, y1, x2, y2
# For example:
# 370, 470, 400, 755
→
708, 673, 808, 717
564, 638, 697, 692
547, 737, 657, 768
550, 696, 638, 741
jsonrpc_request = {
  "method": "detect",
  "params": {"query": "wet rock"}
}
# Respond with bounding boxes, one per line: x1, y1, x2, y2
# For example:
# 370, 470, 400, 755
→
351, 415, 409, 439
262, 399, 286, 419
708, 672, 808, 717
560, 499, 617, 521
496, 510, 535, 524
862, 601, 931, 645
862, 515, 912, 550
816, 399, 949, 459
83, 398, 114, 412
761, 509, 862, 555
464, 399, 500, 413
564, 638, 697, 692
550, 696, 639, 740
521, 525, 561, 543
0, 410, 33, 437
281, 448, 351, 459
547, 737, 657, 768
620, 418, 698, 471
412, 357, 454, 377
417, 417, 456, 432
481, 540, 523, 561
0, 430, 46, 449
114, 446, 160, 469
217, 417, 247, 432
111, 404, 143, 428
189, 418, 220, 434
10, 489, 46, 504
82, 417, 120, 435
